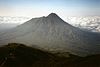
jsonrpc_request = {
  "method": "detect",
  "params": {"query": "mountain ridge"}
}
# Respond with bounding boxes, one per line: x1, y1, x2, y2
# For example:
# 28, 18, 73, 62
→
0, 43, 100, 67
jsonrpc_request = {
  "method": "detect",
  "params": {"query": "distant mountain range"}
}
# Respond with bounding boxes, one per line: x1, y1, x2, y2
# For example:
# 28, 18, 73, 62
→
0, 13, 100, 57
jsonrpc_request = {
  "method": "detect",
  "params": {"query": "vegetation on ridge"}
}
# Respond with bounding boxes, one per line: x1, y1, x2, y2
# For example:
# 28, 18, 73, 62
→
0, 43, 99, 67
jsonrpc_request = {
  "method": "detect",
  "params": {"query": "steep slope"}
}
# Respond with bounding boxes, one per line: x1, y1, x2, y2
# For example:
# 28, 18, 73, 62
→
0, 13, 100, 56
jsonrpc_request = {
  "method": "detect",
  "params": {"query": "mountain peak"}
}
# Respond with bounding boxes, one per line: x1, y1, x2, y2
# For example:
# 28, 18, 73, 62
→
47, 13, 59, 18
46, 13, 67, 24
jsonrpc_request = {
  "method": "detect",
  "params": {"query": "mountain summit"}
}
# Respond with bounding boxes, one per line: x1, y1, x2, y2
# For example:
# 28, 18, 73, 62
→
0, 13, 100, 57
47, 13, 59, 17
47, 13, 65, 23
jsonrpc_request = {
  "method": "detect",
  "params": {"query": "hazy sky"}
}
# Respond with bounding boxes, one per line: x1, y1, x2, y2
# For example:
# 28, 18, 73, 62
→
0, 0, 100, 20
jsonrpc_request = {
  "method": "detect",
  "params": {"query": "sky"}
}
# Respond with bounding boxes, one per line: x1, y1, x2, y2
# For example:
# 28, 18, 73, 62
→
0, 0, 100, 20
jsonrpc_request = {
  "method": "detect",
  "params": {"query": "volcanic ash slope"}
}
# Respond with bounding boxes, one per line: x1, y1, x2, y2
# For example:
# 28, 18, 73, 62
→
0, 13, 100, 57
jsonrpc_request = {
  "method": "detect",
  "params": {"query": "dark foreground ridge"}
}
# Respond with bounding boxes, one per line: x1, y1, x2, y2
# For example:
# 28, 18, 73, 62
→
0, 43, 100, 67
